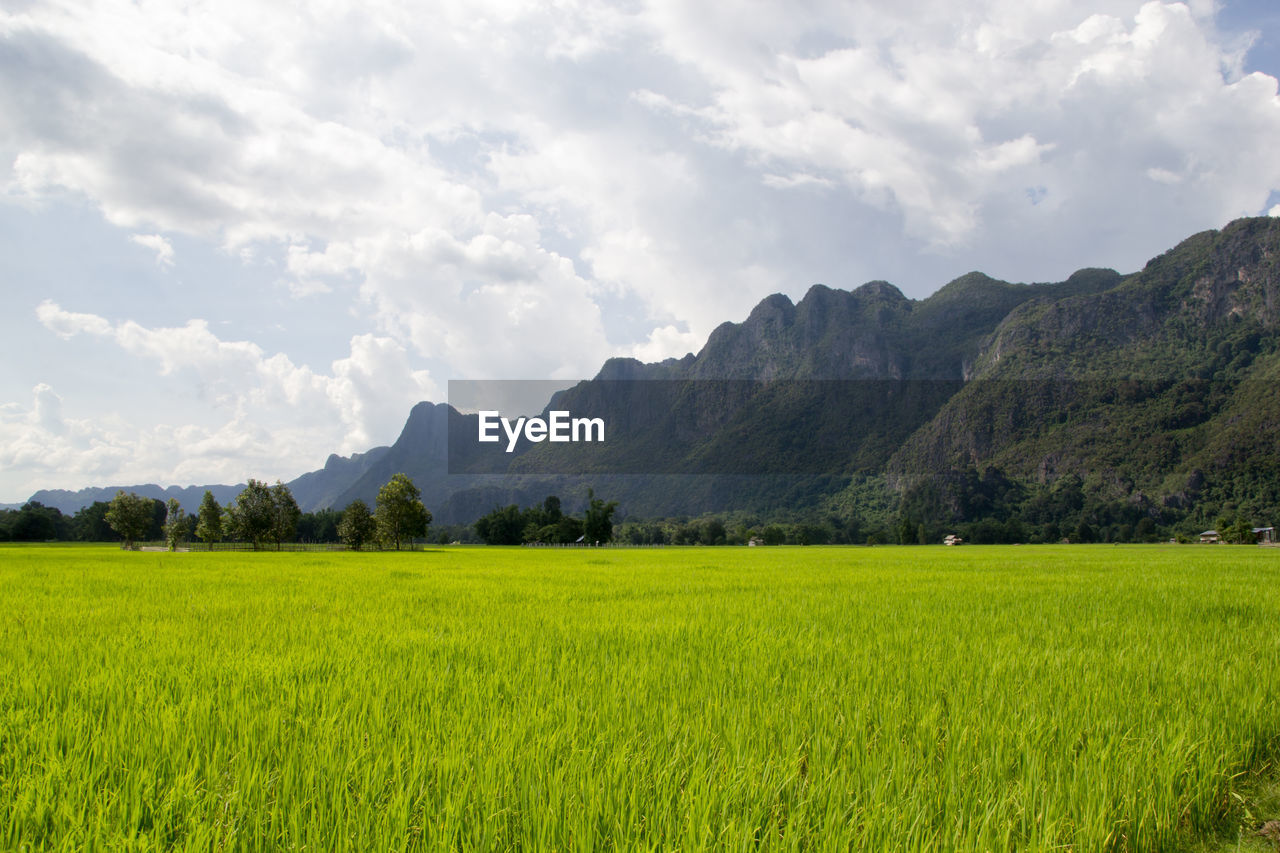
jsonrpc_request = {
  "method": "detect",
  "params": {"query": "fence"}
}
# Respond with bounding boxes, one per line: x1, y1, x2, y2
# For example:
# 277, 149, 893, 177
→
521, 541, 666, 548
139, 540, 437, 552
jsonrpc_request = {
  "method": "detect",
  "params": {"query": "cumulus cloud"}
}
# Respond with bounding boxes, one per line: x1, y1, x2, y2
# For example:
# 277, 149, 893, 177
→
628, 324, 701, 364
638, 0, 1280, 254
761, 173, 836, 191
2, 0, 1280, 496
6, 0, 1278, 348
27, 301, 437, 481
0, 386, 129, 492
35, 300, 112, 338
128, 233, 174, 268
0, 383, 332, 498
31, 383, 64, 435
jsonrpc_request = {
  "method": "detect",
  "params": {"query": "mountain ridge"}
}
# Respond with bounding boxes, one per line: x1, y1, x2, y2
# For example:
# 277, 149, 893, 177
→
26, 217, 1279, 535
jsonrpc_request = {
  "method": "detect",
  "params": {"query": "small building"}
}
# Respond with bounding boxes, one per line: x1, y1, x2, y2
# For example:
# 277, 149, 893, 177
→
1199, 530, 1220, 544
747, 537, 763, 547
943, 534, 963, 546
1253, 526, 1275, 544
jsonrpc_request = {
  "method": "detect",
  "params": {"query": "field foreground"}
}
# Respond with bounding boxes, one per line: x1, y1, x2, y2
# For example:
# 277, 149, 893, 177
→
2, 544, 1279, 851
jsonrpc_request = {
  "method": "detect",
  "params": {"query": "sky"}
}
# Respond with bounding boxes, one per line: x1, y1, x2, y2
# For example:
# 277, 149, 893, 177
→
2, 0, 1279, 503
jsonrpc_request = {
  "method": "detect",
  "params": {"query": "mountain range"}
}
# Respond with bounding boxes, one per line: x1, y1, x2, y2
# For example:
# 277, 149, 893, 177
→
29, 217, 1280, 532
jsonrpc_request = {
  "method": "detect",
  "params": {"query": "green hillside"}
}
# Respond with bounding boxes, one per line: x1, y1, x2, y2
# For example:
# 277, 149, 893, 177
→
883, 218, 1280, 538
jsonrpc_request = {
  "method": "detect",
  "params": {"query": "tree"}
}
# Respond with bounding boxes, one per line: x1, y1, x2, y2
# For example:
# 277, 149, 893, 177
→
225, 480, 301, 549
762, 524, 786, 546
195, 490, 223, 543
338, 500, 376, 550
1219, 515, 1255, 544
147, 499, 168, 541
269, 481, 301, 550
376, 473, 431, 550
550, 515, 583, 544
583, 489, 618, 544
476, 502, 524, 540
542, 495, 562, 523
298, 508, 342, 543
227, 479, 274, 549
71, 501, 113, 542
8, 502, 65, 541
700, 518, 727, 546
163, 498, 186, 551
105, 490, 155, 549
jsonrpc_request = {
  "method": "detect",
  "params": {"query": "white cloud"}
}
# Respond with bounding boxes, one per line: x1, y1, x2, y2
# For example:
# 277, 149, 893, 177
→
128, 233, 174, 268
26, 301, 437, 482
628, 324, 701, 364
31, 383, 64, 435
357, 215, 615, 379
0, 384, 323, 498
7, 0, 1278, 346
1146, 167, 1183, 185
2, 0, 1280, 497
327, 333, 435, 446
636, 0, 1280, 253
34, 300, 112, 338
761, 172, 836, 191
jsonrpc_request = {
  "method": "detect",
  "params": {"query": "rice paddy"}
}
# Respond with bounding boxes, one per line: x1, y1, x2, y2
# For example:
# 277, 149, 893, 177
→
1, 543, 1278, 851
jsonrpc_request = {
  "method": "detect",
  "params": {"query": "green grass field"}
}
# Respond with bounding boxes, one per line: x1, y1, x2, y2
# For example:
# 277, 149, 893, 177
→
2, 544, 1278, 851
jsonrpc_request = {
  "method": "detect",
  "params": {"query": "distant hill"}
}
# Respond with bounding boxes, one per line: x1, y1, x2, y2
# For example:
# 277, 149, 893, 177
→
27, 483, 246, 515
287, 446, 392, 512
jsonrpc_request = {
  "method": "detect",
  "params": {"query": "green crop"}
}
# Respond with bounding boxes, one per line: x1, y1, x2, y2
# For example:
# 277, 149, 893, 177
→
1, 544, 1277, 851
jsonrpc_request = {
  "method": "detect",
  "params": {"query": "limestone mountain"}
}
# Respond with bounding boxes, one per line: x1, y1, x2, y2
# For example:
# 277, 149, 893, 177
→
886, 217, 1280, 526
31, 217, 1279, 536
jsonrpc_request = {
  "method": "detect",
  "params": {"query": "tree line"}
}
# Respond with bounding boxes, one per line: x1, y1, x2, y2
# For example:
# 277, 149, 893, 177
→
891, 466, 1273, 545
0, 473, 433, 550
6, 466, 1267, 549
473, 491, 618, 545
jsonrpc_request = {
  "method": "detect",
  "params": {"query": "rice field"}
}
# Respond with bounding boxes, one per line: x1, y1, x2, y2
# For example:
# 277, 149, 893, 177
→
1, 543, 1278, 851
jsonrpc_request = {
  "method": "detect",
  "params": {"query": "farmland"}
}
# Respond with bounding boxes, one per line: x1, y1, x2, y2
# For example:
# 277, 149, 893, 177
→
2, 544, 1278, 851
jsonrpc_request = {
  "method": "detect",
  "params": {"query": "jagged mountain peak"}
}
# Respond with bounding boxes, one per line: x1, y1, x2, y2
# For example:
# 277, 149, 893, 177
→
970, 216, 1280, 380
30, 217, 1280, 529
797, 280, 907, 306
277, 217, 1280, 527
744, 292, 797, 324
852, 280, 908, 301
595, 356, 648, 381
891, 216, 1280, 513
